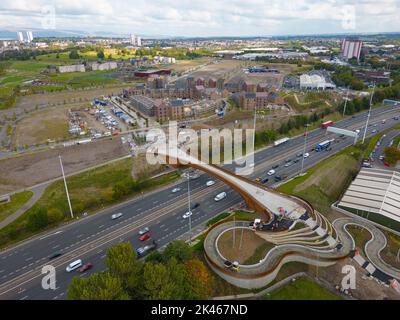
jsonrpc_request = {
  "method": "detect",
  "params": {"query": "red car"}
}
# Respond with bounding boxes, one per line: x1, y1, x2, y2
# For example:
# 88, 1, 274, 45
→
139, 233, 151, 241
78, 262, 93, 273
384, 162, 391, 167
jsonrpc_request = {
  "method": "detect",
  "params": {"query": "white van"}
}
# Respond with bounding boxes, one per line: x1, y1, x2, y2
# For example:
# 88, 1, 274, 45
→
214, 192, 227, 202
66, 259, 83, 272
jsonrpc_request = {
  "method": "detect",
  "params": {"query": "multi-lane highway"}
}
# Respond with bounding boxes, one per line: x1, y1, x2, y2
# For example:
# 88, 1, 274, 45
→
0, 103, 399, 300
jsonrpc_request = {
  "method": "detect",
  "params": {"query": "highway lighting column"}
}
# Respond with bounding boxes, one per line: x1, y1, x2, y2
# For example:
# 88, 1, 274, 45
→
300, 124, 309, 175
362, 83, 375, 144
59, 155, 74, 219
342, 87, 349, 117
187, 175, 192, 243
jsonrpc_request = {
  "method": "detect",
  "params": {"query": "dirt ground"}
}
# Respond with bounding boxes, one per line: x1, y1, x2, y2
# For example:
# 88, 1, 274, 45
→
314, 258, 400, 300
189, 60, 251, 79
170, 58, 214, 73
14, 106, 71, 147
0, 138, 129, 194
217, 229, 267, 264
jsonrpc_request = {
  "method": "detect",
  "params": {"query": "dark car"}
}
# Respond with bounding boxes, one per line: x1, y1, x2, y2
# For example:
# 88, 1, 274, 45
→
78, 262, 93, 273
261, 177, 269, 184
274, 175, 282, 182
191, 202, 200, 210
285, 159, 292, 163
224, 260, 233, 268
49, 252, 62, 260
293, 159, 300, 163
272, 164, 279, 169
296, 153, 303, 158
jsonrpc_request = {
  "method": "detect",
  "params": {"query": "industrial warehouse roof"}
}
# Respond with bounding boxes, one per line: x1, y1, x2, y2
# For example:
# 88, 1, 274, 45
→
338, 168, 400, 223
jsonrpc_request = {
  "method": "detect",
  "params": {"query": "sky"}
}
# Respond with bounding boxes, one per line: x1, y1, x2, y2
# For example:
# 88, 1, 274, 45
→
0, 0, 399, 37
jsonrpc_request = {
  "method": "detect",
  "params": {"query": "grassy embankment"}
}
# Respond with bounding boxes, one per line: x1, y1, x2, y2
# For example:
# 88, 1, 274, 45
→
0, 191, 33, 223
0, 158, 179, 248
262, 277, 341, 300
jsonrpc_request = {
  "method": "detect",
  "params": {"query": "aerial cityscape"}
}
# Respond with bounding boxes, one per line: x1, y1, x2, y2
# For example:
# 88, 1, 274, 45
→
0, 0, 400, 309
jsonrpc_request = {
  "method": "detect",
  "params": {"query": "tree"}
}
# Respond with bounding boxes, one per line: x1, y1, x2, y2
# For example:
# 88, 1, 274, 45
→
26, 206, 48, 232
69, 50, 80, 59
384, 146, 400, 165
162, 240, 193, 263
67, 272, 129, 300
97, 51, 105, 59
105, 242, 144, 298
143, 263, 175, 300
185, 258, 212, 299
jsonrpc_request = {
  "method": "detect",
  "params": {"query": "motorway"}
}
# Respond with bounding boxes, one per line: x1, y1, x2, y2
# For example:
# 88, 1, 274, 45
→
0, 103, 399, 300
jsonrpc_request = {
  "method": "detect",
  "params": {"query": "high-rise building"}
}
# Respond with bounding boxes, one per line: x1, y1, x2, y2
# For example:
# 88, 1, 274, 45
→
130, 34, 136, 46
26, 31, 33, 43
341, 39, 363, 62
136, 36, 142, 47
16, 31, 24, 42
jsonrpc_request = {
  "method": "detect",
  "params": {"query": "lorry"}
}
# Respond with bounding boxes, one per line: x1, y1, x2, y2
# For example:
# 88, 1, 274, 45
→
274, 137, 290, 147
321, 120, 334, 129
315, 140, 331, 152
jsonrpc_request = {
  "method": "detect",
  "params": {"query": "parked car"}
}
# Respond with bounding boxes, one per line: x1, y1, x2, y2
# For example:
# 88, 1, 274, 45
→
182, 211, 193, 219
255, 177, 261, 182
267, 169, 276, 176
261, 177, 269, 184
78, 262, 93, 273
272, 164, 279, 169
139, 233, 151, 241
111, 212, 123, 220
138, 227, 150, 235
206, 180, 215, 187
274, 175, 282, 182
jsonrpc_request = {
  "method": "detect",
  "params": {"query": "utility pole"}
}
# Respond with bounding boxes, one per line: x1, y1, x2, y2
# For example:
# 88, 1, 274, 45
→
233, 215, 236, 248
239, 226, 244, 250
187, 174, 192, 243
59, 155, 74, 219
362, 82, 375, 144
300, 124, 309, 175
343, 87, 349, 117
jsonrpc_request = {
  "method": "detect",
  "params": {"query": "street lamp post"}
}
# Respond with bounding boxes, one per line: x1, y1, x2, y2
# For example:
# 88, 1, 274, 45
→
59, 155, 74, 219
300, 124, 309, 175
343, 87, 349, 117
362, 83, 375, 144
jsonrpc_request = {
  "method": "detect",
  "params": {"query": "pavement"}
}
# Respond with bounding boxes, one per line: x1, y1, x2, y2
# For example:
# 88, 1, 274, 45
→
0, 103, 399, 299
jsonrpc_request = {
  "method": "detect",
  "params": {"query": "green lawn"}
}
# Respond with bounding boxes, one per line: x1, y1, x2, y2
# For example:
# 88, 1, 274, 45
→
0, 191, 33, 223
262, 277, 341, 300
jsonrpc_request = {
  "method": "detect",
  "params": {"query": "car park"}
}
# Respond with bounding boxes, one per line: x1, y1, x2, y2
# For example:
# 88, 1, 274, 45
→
138, 227, 150, 235
78, 262, 93, 273
206, 180, 215, 187
267, 169, 275, 176
171, 187, 181, 193
182, 211, 193, 219
111, 212, 123, 220
139, 233, 151, 241
214, 192, 227, 201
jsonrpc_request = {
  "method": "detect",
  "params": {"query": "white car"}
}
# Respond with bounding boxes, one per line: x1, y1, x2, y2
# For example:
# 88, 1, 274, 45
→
355, 129, 361, 134
171, 187, 181, 193
66, 259, 83, 272
303, 153, 310, 158
138, 227, 150, 235
214, 192, 227, 201
183, 211, 193, 219
267, 169, 275, 176
206, 180, 215, 187
111, 212, 123, 220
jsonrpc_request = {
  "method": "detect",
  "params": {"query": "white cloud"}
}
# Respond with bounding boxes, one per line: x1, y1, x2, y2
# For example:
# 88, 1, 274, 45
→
0, 0, 399, 36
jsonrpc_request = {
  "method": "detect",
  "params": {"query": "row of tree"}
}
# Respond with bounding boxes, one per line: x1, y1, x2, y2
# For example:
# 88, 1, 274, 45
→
67, 241, 212, 300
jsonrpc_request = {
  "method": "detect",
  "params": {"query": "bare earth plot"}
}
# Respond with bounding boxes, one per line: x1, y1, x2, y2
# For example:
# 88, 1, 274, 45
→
0, 138, 129, 195
169, 58, 214, 73
189, 60, 250, 79
14, 106, 70, 148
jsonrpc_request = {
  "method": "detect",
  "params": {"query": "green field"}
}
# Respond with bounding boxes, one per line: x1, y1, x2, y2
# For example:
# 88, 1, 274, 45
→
0, 191, 33, 223
262, 277, 341, 300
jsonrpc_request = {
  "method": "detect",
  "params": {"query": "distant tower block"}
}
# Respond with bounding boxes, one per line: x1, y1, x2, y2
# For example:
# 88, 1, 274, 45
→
26, 31, 33, 43
341, 38, 363, 62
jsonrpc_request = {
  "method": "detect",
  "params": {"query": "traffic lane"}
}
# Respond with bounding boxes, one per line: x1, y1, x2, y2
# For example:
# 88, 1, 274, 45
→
0, 173, 215, 282
371, 130, 399, 168
11, 191, 243, 300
